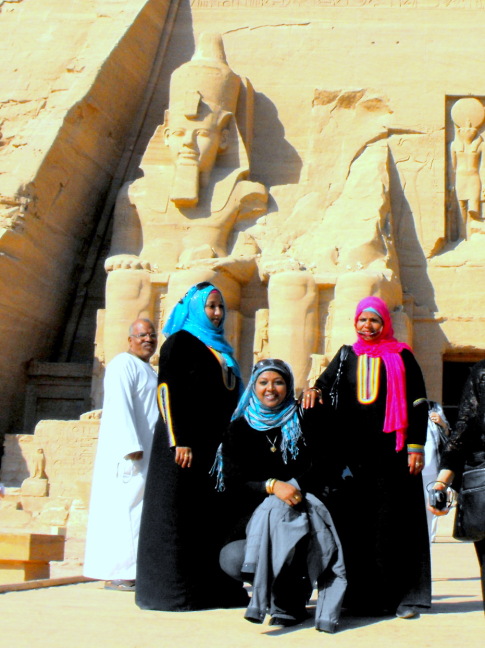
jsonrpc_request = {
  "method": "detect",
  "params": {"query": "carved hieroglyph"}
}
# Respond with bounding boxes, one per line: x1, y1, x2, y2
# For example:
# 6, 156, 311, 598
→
103, 32, 268, 365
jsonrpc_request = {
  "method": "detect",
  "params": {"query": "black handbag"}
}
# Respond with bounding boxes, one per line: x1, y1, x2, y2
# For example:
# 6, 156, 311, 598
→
329, 345, 350, 410
452, 466, 485, 542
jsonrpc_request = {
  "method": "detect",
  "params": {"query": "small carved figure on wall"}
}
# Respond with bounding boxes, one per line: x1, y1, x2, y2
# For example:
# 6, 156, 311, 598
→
253, 309, 269, 363
450, 97, 485, 239
21, 447, 48, 497
31, 447, 46, 480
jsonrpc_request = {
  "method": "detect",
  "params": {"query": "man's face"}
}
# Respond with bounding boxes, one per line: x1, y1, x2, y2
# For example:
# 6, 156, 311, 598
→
164, 110, 227, 174
128, 321, 157, 362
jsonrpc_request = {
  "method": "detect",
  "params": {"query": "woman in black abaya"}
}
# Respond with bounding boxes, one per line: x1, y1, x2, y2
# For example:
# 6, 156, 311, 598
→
302, 296, 431, 619
135, 282, 247, 611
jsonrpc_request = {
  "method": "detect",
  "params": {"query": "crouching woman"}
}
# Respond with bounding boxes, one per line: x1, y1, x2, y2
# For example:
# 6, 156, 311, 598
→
216, 359, 346, 633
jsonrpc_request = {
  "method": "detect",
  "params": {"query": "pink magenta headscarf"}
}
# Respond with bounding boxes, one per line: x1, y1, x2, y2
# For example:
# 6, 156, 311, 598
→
353, 296, 413, 452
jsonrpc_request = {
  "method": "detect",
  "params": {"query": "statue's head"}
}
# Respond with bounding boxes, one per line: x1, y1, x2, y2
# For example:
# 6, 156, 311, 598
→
164, 95, 232, 175
452, 98, 485, 144
163, 33, 242, 207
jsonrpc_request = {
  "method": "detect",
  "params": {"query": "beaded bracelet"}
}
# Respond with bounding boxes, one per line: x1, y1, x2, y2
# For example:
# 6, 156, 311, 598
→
407, 444, 424, 454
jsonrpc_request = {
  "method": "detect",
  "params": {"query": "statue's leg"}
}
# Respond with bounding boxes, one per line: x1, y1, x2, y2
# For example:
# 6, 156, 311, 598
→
104, 270, 153, 364
458, 200, 468, 239
267, 272, 317, 394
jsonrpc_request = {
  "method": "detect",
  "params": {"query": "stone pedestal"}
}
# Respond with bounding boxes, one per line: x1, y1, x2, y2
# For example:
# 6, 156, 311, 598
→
21, 478, 48, 497
0, 532, 65, 584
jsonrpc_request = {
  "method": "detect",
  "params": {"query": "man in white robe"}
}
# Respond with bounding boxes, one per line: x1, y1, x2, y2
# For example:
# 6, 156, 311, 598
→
83, 318, 159, 590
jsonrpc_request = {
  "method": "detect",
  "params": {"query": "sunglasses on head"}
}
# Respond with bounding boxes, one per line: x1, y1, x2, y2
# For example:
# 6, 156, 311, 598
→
253, 358, 290, 375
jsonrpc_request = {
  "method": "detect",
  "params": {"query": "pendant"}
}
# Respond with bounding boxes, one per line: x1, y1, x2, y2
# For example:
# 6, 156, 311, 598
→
266, 435, 278, 453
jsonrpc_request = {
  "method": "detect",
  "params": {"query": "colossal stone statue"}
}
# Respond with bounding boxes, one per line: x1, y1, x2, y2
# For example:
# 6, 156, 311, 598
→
101, 63, 410, 397
102, 33, 267, 365
450, 97, 485, 240
255, 89, 407, 387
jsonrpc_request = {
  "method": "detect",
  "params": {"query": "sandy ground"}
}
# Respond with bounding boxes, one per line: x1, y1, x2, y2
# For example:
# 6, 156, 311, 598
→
0, 532, 483, 648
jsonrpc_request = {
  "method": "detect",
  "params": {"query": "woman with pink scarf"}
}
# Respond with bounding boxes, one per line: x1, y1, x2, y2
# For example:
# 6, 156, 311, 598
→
303, 296, 431, 619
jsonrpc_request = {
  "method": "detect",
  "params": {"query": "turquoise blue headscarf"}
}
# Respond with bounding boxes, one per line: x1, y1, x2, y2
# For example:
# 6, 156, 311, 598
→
231, 358, 303, 463
163, 282, 241, 379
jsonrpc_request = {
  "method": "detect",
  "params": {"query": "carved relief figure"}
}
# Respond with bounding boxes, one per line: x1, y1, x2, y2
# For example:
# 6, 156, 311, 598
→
21, 447, 48, 497
253, 308, 269, 363
450, 97, 485, 239
31, 447, 47, 480
102, 33, 268, 364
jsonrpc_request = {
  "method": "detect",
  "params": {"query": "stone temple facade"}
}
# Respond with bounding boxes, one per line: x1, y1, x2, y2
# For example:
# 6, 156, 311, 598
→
1, 0, 485, 562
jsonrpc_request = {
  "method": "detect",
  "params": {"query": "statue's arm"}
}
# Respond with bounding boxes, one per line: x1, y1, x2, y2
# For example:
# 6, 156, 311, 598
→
234, 180, 268, 222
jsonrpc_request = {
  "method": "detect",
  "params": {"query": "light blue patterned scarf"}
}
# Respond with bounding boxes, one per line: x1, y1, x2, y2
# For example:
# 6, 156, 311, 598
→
212, 358, 303, 491
231, 358, 302, 463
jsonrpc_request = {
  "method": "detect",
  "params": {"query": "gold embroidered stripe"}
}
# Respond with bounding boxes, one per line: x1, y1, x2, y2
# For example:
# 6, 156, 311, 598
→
207, 346, 237, 391
158, 383, 176, 446
357, 355, 381, 404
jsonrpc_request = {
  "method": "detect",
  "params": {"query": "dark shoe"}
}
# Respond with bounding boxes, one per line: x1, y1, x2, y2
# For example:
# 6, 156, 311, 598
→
269, 616, 299, 627
269, 611, 309, 627
395, 605, 418, 619
104, 579, 136, 592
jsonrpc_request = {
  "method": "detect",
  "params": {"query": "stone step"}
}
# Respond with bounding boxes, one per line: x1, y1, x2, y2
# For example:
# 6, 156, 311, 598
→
0, 532, 65, 585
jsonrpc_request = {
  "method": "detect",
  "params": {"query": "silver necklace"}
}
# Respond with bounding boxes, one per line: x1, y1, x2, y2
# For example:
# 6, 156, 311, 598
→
266, 435, 278, 453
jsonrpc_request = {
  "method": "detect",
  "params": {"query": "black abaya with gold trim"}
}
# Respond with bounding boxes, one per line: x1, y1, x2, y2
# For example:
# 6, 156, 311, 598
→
135, 330, 246, 611
315, 346, 431, 614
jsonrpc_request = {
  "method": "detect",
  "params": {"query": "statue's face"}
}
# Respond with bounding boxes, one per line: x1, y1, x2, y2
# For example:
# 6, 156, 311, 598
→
164, 110, 228, 174
460, 126, 477, 144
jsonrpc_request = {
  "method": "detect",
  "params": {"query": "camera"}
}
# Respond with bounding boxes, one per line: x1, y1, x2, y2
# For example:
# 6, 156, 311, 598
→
429, 489, 448, 510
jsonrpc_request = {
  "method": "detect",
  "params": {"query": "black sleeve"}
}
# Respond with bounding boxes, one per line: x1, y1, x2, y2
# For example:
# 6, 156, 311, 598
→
157, 332, 201, 448
221, 419, 266, 495
221, 416, 316, 496
440, 360, 485, 476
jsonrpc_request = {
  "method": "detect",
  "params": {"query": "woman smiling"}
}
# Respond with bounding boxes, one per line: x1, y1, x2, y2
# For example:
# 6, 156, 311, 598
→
218, 359, 346, 632
302, 296, 431, 619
